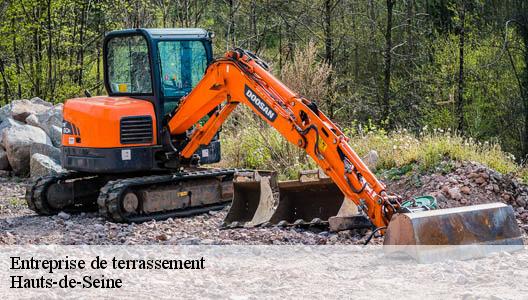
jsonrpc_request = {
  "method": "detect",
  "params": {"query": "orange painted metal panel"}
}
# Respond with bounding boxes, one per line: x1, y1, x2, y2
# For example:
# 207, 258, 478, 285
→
62, 96, 157, 148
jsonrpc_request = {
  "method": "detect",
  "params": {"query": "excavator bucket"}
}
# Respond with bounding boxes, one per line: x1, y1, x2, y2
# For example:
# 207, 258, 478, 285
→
223, 171, 278, 227
223, 170, 348, 228
384, 202, 524, 262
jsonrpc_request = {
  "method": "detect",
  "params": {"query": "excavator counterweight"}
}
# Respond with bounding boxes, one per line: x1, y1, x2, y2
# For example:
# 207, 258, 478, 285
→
25, 28, 523, 258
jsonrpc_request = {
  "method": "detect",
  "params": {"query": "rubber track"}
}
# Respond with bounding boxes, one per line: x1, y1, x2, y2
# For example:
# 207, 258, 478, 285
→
97, 168, 239, 223
25, 172, 86, 215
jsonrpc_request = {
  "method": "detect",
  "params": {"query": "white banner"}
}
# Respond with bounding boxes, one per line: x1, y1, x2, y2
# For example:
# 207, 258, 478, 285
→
0, 245, 527, 299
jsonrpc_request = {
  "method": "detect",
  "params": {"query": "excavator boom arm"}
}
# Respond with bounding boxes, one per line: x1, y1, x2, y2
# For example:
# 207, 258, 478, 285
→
168, 49, 395, 228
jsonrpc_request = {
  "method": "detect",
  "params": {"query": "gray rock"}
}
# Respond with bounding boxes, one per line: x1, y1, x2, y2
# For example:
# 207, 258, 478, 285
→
447, 187, 462, 200
24, 104, 63, 147
0, 118, 24, 147
363, 150, 379, 171
47, 125, 62, 147
515, 196, 527, 208
8, 99, 51, 122
460, 186, 471, 194
0, 104, 9, 122
24, 114, 39, 127
58, 211, 71, 220
30, 153, 65, 178
4, 125, 51, 175
30, 143, 61, 162
30, 97, 53, 107
0, 147, 9, 170
93, 224, 105, 231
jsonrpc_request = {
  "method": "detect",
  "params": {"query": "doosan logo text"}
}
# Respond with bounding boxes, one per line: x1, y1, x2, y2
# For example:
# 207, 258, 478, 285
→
244, 85, 277, 121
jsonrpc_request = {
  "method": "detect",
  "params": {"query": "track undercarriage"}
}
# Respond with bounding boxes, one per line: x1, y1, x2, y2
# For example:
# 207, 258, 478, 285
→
26, 169, 238, 223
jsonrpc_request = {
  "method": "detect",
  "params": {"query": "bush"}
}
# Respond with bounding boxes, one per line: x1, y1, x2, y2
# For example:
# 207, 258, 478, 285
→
346, 126, 518, 174
218, 107, 317, 180
219, 120, 522, 180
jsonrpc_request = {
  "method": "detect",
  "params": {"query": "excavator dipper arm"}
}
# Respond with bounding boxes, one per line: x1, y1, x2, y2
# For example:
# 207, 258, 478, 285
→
168, 49, 396, 228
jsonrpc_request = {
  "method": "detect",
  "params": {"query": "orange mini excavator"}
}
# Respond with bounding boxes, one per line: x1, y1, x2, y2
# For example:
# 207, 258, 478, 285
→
27, 28, 523, 249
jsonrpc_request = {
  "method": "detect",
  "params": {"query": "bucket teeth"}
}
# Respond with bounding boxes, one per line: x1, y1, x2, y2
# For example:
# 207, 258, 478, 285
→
293, 219, 305, 226
277, 220, 288, 227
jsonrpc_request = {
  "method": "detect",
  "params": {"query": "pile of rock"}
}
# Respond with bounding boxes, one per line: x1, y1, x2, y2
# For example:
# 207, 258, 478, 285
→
0, 97, 64, 177
386, 161, 528, 224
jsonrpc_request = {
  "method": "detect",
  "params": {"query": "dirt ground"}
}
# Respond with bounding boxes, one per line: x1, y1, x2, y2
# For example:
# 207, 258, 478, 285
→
0, 160, 527, 245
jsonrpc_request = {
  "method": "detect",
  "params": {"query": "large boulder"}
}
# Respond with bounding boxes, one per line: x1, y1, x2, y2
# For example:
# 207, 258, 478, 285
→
0, 147, 9, 170
47, 125, 62, 147
0, 104, 9, 122
7, 98, 52, 122
0, 118, 24, 147
29, 97, 53, 107
4, 124, 52, 175
25, 103, 63, 147
30, 142, 61, 162
30, 153, 65, 178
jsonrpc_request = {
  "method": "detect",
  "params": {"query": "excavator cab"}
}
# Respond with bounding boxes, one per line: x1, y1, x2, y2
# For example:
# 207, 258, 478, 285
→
104, 28, 213, 117
61, 28, 219, 174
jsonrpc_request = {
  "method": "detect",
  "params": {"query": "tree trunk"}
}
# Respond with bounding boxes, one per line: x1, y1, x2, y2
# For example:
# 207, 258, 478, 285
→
226, 0, 236, 50
278, 22, 282, 70
382, 0, 394, 123
250, 0, 257, 50
324, 0, 333, 66
456, 1, 466, 133
522, 29, 528, 156
516, 0, 528, 157
12, 18, 21, 99
33, 32, 39, 97
76, 1, 86, 86
405, 0, 415, 56
0, 58, 9, 103
323, 0, 337, 118
47, 0, 53, 100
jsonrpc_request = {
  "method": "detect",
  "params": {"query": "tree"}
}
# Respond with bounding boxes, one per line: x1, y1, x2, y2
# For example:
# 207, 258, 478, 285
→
456, 0, 467, 133
382, 0, 395, 124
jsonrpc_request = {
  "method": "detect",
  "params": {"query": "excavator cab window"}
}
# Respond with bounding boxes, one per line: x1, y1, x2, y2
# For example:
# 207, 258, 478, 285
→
158, 40, 208, 114
107, 35, 152, 94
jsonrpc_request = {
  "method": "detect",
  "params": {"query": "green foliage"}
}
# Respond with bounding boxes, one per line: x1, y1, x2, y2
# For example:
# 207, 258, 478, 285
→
218, 107, 317, 180
0, 0, 526, 163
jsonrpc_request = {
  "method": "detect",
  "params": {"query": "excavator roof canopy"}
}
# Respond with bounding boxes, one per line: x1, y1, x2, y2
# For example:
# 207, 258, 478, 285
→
106, 28, 211, 40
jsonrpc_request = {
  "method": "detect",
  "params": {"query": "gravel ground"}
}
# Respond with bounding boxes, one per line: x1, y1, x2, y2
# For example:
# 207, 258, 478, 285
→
1, 161, 527, 245
0, 177, 370, 245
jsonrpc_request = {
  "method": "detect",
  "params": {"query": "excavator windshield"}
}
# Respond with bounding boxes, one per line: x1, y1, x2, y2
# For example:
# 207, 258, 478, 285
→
107, 35, 153, 94
158, 40, 208, 113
